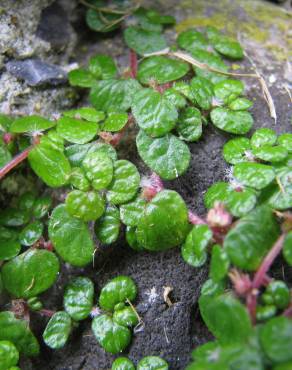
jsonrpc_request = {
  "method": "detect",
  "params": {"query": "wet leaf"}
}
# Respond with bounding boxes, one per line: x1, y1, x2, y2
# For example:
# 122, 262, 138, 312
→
214, 79, 244, 104
120, 197, 146, 227
32, 196, 52, 219
211, 108, 253, 135
233, 162, 275, 190
69, 167, 90, 191
0, 227, 21, 261
64, 107, 105, 123
113, 306, 138, 328
10, 115, 55, 133
57, 116, 98, 144
82, 151, 113, 190
204, 182, 230, 209
43, 311, 72, 349
137, 356, 169, 370
229, 97, 253, 111
163, 88, 187, 109
102, 112, 128, 132
88, 54, 117, 79
278, 133, 292, 153
226, 188, 257, 218
209, 245, 230, 282
252, 145, 288, 163
177, 107, 202, 142
223, 137, 251, 164
250, 128, 277, 148
207, 27, 244, 59
19, 220, 43, 246
68, 68, 95, 87
126, 226, 144, 251
190, 76, 214, 110
177, 29, 209, 53
112, 357, 135, 370
95, 205, 120, 244
0, 340, 19, 370
283, 231, 292, 266
86, 8, 121, 33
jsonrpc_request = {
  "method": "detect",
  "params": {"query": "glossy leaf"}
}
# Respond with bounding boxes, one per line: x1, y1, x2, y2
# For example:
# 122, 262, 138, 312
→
19, 220, 43, 246
120, 197, 146, 227
18, 192, 36, 210
69, 167, 90, 191
211, 107, 253, 135
49, 204, 95, 267
32, 195, 52, 219
10, 115, 55, 133
86, 8, 121, 33
1, 249, 59, 298
0, 227, 21, 261
64, 107, 105, 123
177, 107, 202, 142
126, 226, 144, 251
43, 311, 72, 349
278, 133, 292, 153
0, 209, 30, 227
207, 28, 244, 59
137, 356, 169, 370
209, 245, 229, 282
163, 88, 187, 109
136, 130, 191, 180
132, 88, 178, 137
190, 76, 214, 110
68, 68, 95, 87
226, 188, 257, 217
264, 280, 290, 309
112, 357, 135, 370
64, 277, 94, 321
102, 112, 128, 132
95, 205, 120, 244
233, 162, 275, 190
137, 190, 189, 251
57, 116, 98, 144
89, 54, 117, 79
177, 29, 208, 52
229, 97, 253, 111
283, 231, 292, 266
223, 137, 251, 164
82, 151, 113, 190
250, 128, 277, 148
0, 144, 11, 167
113, 307, 138, 328
252, 145, 288, 163
0, 340, 19, 370
214, 79, 244, 104
204, 182, 230, 209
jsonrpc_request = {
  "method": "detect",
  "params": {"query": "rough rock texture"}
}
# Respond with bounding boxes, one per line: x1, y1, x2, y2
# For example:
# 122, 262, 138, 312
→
0, 0, 291, 369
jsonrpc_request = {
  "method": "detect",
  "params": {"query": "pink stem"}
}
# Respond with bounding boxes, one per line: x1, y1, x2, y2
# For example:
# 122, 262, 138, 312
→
38, 309, 55, 318
283, 305, 292, 318
188, 210, 206, 225
0, 146, 32, 180
129, 49, 138, 79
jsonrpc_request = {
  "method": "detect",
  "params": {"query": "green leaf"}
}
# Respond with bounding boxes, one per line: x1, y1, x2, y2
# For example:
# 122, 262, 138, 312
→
10, 115, 55, 133
214, 79, 244, 104
99, 276, 137, 311
0, 227, 21, 261
0, 341, 19, 370
82, 151, 113, 190
28, 137, 71, 187
64, 107, 105, 123
137, 56, 189, 85
211, 107, 253, 135
92, 314, 131, 354
223, 137, 251, 164
233, 162, 275, 190
136, 130, 191, 180
209, 245, 230, 282
132, 88, 178, 137
252, 145, 288, 163
260, 317, 292, 363
204, 182, 230, 209
90, 79, 142, 112
137, 356, 169, 370
32, 195, 52, 219
95, 205, 120, 244
18, 192, 36, 210
112, 357, 135, 370
250, 128, 277, 148
120, 197, 146, 227
0, 311, 39, 356
177, 107, 202, 142
64, 277, 94, 321
224, 206, 279, 270
1, 249, 59, 298
207, 28, 244, 59
177, 29, 209, 53
57, 116, 98, 144
86, 8, 121, 33
199, 293, 252, 344
65, 190, 105, 222
0, 144, 12, 168
278, 133, 292, 153
113, 307, 138, 328
137, 190, 189, 251
126, 226, 144, 251
181, 225, 212, 267
49, 204, 95, 267
43, 311, 72, 349
283, 231, 292, 266
107, 160, 140, 205
226, 187, 257, 217
69, 167, 90, 191
124, 27, 167, 56
163, 88, 187, 109
134, 8, 163, 32
0, 209, 30, 227
89, 54, 117, 79
264, 280, 290, 309
190, 76, 214, 110
19, 221, 43, 246
102, 112, 128, 132
145, 9, 175, 25
229, 97, 253, 111
68, 68, 95, 87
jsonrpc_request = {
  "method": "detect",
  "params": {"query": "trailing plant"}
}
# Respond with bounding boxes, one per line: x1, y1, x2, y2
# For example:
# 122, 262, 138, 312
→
112, 356, 169, 370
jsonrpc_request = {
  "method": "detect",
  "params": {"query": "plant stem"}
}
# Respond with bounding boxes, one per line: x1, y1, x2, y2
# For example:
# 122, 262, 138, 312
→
188, 210, 206, 225
129, 49, 138, 79
38, 309, 55, 318
0, 146, 33, 180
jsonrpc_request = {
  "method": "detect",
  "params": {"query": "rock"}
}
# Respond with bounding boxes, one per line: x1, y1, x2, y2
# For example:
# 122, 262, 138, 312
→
5, 59, 67, 86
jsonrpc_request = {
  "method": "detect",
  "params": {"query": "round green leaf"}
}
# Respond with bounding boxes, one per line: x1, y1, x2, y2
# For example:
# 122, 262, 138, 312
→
18, 192, 36, 210
32, 196, 52, 219
120, 197, 146, 227
136, 130, 191, 180
177, 107, 202, 142
64, 277, 94, 321
181, 225, 212, 267
68, 68, 95, 87
190, 76, 214, 110
10, 115, 55, 133
163, 88, 187, 109
252, 145, 288, 163
251, 128, 277, 148
95, 205, 120, 244
211, 107, 253, 135
124, 26, 167, 56
204, 182, 230, 209
57, 116, 98, 144
64, 107, 105, 123
113, 307, 138, 328
65, 190, 105, 222
283, 231, 292, 266
263, 168, 292, 210
0, 144, 12, 168
177, 29, 209, 52
226, 188, 257, 217
132, 88, 178, 137
137, 56, 189, 85
223, 137, 251, 164
89, 54, 117, 79
145, 9, 175, 25
19, 221, 43, 246
229, 97, 253, 111
83, 151, 113, 190
107, 160, 140, 205
92, 314, 131, 354
1, 249, 59, 298
86, 8, 121, 33
69, 167, 90, 191
99, 276, 137, 311
137, 356, 169, 370
49, 204, 95, 267
126, 226, 144, 251
233, 162, 275, 190
112, 357, 135, 370
214, 79, 244, 104
137, 190, 189, 251
0, 227, 21, 261
278, 133, 292, 153
0, 311, 39, 356
0, 209, 30, 227
223, 205, 279, 271
264, 280, 290, 309
0, 340, 19, 370
207, 28, 244, 59
102, 112, 128, 132
43, 311, 72, 349
209, 245, 230, 282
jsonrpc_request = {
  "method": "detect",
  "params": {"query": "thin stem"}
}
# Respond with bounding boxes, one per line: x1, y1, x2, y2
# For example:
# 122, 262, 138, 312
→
38, 309, 55, 318
0, 146, 32, 180
188, 210, 206, 225
129, 50, 138, 79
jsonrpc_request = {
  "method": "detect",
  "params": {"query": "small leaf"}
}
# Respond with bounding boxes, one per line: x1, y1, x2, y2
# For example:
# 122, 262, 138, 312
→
0, 340, 19, 370
0, 144, 12, 168
112, 357, 135, 370
137, 56, 189, 85
0, 208, 30, 228
204, 182, 230, 209
233, 162, 275, 190
229, 97, 253, 111
10, 115, 55, 133
145, 9, 175, 25
207, 28, 244, 59
283, 231, 292, 266
163, 88, 187, 109
211, 107, 253, 135
137, 190, 189, 251
88, 54, 117, 79
252, 145, 288, 163
209, 245, 230, 282
113, 307, 138, 328
137, 356, 169, 370
226, 187, 257, 217
65, 190, 105, 222
82, 151, 113, 190
43, 311, 72, 349
177, 107, 202, 142
19, 220, 43, 246
57, 116, 98, 144
1, 249, 59, 298
177, 29, 209, 53
64, 107, 105, 123
107, 160, 140, 205
102, 112, 128, 132
0, 227, 21, 261
49, 204, 95, 267
18, 192, 36, 210
68, 68, 95, 87
136, 130, 191, 180
95, 205, 120, 244
278, 133, 292, 153
250, 128, 277, 148
69, 167, 90, 191
181, 225, 212, 267
86, 8, 121, 33
92, 314, 131, 354
126, 226, 144, 251
223, 137, 251, 164
132, 88, 178, 137
64, 277, 94, 321
190, 76, 214, 110
124, 26, 167, 56
214, 79, 244, 104
99, 276, 137, 311
120, 197, 146, 227
32, 196, 52, 219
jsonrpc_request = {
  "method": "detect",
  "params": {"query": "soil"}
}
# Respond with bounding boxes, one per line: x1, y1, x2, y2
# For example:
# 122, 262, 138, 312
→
1, 0, 291, 369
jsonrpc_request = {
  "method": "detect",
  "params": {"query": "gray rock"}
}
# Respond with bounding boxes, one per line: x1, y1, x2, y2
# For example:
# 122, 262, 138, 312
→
5, 59, 67, 86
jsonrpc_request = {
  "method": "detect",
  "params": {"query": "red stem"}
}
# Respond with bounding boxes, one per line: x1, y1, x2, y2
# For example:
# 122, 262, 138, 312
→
188, 210, 206, 225
38, 309, 55, 318
0, 146, 32, 180
129, 49, 138, 79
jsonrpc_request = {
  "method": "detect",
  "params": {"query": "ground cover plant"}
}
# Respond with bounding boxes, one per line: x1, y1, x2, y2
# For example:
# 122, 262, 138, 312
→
0, 1, 291, 369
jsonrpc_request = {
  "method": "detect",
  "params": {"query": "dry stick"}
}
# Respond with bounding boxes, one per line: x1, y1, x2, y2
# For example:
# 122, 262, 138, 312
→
0, 146, 33, 180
